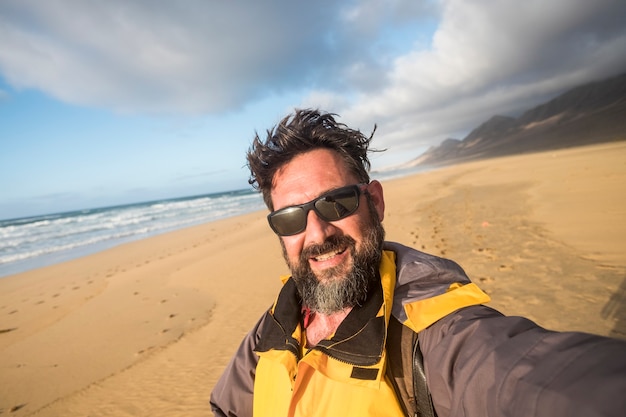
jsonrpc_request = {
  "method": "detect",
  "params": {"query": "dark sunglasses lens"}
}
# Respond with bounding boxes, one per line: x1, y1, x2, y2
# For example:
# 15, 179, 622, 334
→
269, 206, 306, 236
315, 188, 359, 221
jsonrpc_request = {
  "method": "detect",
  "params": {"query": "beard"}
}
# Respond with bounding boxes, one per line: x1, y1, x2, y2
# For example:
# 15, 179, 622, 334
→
282, 199, 385, 315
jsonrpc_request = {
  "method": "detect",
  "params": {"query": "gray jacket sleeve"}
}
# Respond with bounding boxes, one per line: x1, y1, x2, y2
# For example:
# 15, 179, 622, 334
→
210, 303, 626, 417
210, 312, 269, 417
419, 305, 626, 417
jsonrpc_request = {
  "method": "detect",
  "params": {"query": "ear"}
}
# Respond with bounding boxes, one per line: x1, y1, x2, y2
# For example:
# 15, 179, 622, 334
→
366, 180, 385, 222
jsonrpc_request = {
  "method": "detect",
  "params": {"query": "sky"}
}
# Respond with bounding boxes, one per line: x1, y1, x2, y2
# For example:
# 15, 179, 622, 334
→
1, 0, 625, 220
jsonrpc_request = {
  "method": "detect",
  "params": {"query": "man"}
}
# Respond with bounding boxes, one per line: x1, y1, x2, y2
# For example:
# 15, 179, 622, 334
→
210, 109, 626, 416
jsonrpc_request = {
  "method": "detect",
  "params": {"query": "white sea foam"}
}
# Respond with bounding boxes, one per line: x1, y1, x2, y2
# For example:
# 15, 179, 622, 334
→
0, 167, 429, 278
0, 189, 265, 278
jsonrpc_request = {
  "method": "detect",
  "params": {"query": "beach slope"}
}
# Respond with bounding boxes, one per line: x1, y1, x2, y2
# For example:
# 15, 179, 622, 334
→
1, 142, 625, 416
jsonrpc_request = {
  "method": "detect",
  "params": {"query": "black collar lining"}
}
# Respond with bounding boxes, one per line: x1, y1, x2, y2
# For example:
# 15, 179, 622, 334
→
255, 276, 387, 367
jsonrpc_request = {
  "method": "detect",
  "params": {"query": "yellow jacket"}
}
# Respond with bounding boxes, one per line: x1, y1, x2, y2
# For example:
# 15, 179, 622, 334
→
212, 242, 626, 417
252, 248, 488, 416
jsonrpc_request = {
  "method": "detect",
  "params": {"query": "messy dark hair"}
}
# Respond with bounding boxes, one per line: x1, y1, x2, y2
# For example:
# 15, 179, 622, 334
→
247, 109, 379, 210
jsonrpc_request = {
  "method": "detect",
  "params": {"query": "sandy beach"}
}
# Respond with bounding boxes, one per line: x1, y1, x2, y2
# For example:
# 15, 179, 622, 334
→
1, 141, 625, 416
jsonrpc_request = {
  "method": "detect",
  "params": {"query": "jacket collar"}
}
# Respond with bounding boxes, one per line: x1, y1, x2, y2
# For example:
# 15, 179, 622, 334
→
255, 250, 397, 367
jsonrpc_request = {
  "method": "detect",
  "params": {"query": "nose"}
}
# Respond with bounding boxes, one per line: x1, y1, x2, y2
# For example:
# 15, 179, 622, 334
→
303, 209, 338, 245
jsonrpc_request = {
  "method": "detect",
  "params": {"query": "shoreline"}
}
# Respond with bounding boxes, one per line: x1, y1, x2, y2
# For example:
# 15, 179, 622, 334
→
0, 191, 266, 280
1, 141, 625, 416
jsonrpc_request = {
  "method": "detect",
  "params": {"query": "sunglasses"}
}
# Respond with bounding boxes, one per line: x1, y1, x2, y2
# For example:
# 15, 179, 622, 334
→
268, 184, 367, 236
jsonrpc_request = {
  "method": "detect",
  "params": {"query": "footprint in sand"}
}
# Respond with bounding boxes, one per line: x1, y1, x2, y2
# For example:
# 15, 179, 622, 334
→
474, 247, 496, 260
0, 327, 18, 334
10, 404, 27, 412
136, 346, 156, 356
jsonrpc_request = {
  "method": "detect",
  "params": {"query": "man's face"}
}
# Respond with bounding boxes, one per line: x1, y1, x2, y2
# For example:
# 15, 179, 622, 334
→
270, 148, 386, 313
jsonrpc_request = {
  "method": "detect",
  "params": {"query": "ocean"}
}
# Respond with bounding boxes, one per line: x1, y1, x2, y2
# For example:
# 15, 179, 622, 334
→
0, 166, 428, 279
0, 189, 265, 278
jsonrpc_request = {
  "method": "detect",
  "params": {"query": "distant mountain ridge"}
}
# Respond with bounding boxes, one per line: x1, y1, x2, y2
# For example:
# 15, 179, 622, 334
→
409, 72, 626, 167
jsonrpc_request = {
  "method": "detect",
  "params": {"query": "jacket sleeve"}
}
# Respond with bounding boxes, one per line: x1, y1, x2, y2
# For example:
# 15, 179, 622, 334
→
210, 312, 269, 417
419, 305, 626, 417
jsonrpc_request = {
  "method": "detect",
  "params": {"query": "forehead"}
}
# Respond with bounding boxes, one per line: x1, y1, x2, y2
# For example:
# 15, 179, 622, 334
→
271, 149, 358, 208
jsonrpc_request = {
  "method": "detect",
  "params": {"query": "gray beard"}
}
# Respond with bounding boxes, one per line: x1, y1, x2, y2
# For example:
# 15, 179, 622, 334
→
283, 213, 385, 315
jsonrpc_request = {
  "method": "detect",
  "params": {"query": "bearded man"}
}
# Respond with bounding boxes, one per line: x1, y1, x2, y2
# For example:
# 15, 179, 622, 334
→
210, 109, 626, 417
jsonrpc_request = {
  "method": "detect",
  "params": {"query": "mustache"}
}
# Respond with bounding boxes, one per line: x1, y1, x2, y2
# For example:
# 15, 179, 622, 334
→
300, 235, 357, 260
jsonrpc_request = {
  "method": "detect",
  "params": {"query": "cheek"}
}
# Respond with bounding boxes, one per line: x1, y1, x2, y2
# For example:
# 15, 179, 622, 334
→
340, 213, 371, 240
280, 236, 304, 260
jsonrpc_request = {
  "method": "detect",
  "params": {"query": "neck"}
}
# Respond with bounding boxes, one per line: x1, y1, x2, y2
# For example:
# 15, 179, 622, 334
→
304, 307, 352, 347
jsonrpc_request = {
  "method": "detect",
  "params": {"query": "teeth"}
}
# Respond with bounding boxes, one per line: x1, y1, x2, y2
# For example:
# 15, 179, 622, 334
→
314, 249, 341, 261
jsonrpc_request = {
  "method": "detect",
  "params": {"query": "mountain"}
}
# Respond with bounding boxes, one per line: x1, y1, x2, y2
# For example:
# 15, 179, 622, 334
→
409, 72, 626, 167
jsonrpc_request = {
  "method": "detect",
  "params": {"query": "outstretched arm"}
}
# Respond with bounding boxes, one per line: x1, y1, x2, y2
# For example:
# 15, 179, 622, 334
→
419, 305, 626, 417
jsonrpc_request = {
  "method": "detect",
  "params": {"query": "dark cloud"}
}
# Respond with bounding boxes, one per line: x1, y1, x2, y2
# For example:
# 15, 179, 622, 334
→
0, 0, 624, 166
329, 0, 626, 165
0, 0, 429, 114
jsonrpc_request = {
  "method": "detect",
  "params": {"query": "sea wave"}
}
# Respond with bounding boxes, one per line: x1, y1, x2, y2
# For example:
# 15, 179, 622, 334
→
0, 190, 265, 277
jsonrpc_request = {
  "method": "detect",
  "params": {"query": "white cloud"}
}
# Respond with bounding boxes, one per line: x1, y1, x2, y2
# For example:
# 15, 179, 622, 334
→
0, 0, 439, 115
0, 0, 357, 113
0, 0, 625, 167
326, 0, 626, 166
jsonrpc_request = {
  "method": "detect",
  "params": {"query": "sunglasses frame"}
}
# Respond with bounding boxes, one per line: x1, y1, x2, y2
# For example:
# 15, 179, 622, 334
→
267, 183, 368, 236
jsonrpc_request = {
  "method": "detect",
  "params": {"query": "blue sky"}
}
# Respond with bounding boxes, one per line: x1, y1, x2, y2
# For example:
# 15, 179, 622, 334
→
1, 0, 625, 220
